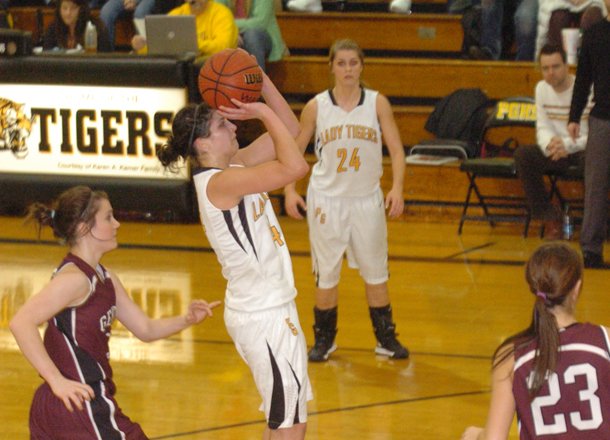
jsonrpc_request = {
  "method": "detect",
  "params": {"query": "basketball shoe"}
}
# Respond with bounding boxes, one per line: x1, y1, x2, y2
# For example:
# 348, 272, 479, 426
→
286, 0, 322, 12
370, 305, 409, 359
308, 306, 337, 362
389, 0, 411, 14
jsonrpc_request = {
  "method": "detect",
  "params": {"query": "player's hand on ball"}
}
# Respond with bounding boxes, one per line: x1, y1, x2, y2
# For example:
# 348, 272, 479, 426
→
185, 299, 222, 325
218, 99, 268, 121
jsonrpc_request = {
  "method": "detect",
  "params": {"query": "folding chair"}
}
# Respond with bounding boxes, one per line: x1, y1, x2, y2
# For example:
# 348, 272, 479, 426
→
458, 97, 537, 236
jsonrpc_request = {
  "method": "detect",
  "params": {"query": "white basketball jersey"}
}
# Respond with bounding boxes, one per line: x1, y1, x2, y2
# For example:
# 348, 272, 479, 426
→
193, 168, 296, 312
310, 88, 382, 197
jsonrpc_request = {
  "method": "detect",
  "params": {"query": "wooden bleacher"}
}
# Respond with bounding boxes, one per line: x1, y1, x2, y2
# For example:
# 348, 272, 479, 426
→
277, 12, 462, 54
268, 56, 541, 101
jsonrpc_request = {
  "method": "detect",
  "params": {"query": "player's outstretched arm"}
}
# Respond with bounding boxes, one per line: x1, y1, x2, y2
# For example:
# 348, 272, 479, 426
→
284, 99, 317, 219
462, 346, 515, 440
259, 68, 300, 138
112, 272, 221, 342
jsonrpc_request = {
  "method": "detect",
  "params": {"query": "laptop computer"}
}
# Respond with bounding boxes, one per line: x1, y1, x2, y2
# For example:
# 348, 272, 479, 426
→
144, 15, 198, 56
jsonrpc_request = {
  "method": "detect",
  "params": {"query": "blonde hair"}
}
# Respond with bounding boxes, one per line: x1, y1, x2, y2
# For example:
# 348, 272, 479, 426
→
329, 39, 364, 65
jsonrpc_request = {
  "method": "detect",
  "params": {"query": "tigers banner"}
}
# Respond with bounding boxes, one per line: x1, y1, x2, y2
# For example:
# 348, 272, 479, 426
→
0, 84, 189, 180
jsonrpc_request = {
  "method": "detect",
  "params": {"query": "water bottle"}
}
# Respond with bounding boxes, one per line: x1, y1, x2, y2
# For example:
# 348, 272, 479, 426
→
85, 21, 97, 53
562, 204, 573, 240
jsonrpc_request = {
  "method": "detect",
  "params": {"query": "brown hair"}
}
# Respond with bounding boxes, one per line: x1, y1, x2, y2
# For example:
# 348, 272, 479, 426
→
493, 242, 583, 397
157, 103, 214, 172
538, 42, 567, 64
25, 186, 108, 246
53, 0, 91, 49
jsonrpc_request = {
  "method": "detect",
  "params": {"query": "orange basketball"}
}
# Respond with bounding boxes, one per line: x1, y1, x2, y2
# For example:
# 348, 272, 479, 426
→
198, 49, 263, 109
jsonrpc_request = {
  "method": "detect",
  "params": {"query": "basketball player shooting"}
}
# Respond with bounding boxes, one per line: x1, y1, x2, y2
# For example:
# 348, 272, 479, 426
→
157, 61, 312, 440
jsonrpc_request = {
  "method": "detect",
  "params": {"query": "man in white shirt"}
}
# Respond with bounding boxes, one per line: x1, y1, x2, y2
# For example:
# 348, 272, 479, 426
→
514, 43, 591, 239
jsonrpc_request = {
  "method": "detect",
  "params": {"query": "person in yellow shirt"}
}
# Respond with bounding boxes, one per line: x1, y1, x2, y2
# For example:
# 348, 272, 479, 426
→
132, 0, 238, 58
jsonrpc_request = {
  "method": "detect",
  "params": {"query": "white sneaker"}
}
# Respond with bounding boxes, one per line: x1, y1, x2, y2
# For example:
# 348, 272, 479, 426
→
286, 0, 323, 12
389, 0, 411, 14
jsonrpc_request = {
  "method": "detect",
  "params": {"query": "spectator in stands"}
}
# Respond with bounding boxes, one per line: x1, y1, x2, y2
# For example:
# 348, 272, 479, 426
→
514, 43, 591, 240
131, 0, 238, 58
285, 0, 411, 14
216, 0, 288, 72
536, 0, 604, 56
100, 0, 154, 50
284, 39, 408, 363
43, 0, 112, 52
468, 0, 537, 60
462, 242, 610, 440
568, 2, 610, 269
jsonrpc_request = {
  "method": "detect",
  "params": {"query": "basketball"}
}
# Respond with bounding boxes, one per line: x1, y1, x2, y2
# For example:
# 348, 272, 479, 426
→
198, 49, 263, 109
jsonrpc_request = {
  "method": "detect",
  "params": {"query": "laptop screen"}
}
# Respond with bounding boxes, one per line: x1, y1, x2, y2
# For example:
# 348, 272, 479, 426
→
144, 15, 198, 56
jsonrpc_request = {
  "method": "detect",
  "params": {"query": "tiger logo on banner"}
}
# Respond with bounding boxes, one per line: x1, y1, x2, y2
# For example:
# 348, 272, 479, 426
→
0, 98, 35, 159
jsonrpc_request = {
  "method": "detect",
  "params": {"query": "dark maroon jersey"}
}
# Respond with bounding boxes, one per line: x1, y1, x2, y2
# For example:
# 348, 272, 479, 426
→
43, 253, 116, 385
513, 323, 610, 439
30, 254, 148, 439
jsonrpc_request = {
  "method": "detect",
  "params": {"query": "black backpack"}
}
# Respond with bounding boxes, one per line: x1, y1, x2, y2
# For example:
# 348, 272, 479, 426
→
424, 88, 491, 158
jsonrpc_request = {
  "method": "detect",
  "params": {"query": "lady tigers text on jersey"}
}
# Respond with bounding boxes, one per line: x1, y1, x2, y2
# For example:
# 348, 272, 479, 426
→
317, 123, 379, 149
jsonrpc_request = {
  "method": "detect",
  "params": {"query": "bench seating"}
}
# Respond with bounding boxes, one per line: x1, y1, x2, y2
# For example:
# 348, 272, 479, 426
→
277, 12, 462, 54
267, 56, 541, 101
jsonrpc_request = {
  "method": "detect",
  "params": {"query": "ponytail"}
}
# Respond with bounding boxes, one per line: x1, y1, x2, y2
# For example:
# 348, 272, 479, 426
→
158, 103, 213, 172
492, 243, 583, 397
24, 186, 108, 246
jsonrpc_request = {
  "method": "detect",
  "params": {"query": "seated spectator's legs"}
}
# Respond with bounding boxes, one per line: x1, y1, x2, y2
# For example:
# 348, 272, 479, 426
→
581, 116, 610, 259
133, 0, 154, 18
514, 145, 564, 220
240, 28, 272, 72
448, 0, 479, 13
515, 145, 584, 239
100, 0, 124, 49
480, 0, 504, 59
547, 10, 574, 48
513, 0, 537, 60
548, 8, 603, 50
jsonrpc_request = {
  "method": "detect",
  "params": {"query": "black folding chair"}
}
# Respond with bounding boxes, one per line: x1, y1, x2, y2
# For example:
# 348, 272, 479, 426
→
458, 97, 537, 236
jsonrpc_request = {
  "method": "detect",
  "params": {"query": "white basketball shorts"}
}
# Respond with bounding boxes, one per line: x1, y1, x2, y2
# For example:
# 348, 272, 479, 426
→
306, 186, 389, 288
224, 301, 312, 429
